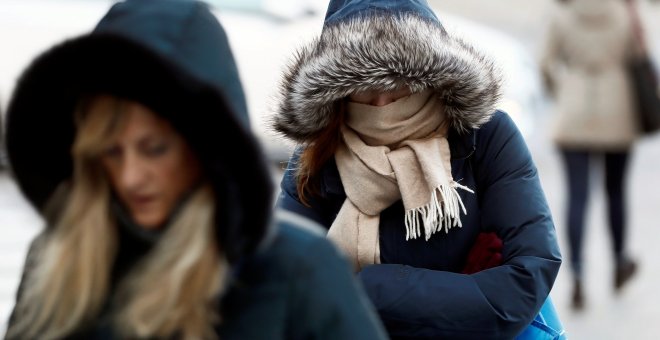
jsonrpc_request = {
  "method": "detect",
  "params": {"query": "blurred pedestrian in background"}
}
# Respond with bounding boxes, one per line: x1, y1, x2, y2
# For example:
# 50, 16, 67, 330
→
541, 0, 644, 311
3, 0, 387, 338
274, 0, 564, 338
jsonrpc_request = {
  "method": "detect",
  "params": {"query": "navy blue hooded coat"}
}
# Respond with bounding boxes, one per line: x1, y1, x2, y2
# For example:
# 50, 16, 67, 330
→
5, 0, 386, 338
274, 0, 563, 338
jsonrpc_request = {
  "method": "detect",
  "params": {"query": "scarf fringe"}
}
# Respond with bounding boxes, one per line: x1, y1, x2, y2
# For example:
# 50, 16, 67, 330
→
405, 182, 474, 241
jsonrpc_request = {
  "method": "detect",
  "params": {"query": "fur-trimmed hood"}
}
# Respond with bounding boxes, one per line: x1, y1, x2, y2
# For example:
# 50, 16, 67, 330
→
273, 0, 502, 142
5, 0, 273, 263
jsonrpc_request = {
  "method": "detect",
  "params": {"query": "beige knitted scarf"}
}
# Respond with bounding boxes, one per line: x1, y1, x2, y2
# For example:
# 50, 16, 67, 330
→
328, 90, 472, 271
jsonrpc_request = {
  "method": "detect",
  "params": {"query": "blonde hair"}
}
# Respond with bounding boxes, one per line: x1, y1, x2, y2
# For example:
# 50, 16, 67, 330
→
7, 95, 227, 339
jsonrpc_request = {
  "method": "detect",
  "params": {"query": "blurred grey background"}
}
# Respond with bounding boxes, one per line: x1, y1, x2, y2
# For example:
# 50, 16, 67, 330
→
1, 0, 659, 338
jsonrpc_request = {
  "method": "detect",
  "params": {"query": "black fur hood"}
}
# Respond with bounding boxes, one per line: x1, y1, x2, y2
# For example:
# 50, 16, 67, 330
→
273, 0, 502, 142
5, 0, 273, 263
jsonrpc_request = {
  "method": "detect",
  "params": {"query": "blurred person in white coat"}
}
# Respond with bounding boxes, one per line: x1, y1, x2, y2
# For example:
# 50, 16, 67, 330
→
541, 0, 645, 311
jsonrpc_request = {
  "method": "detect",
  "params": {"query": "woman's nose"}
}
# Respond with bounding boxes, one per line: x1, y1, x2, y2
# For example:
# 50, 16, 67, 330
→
371, 93, 395, 106
119, 153, 147, 190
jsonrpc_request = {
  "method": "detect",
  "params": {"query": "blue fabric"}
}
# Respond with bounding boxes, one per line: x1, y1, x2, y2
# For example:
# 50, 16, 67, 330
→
324, 0, 440, 27
515, 298, 567, 340
277, 111, 563, 339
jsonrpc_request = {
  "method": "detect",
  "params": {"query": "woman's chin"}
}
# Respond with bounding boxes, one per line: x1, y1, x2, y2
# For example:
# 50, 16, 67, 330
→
132, 213, 166, 230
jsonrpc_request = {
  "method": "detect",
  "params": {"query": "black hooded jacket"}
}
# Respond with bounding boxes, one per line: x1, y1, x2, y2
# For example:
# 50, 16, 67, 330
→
7, 0, 270, 263
5, 0, 386, 338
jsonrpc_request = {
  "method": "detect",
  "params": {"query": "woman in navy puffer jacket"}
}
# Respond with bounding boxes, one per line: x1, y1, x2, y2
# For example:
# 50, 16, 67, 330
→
274, 0, 565, 338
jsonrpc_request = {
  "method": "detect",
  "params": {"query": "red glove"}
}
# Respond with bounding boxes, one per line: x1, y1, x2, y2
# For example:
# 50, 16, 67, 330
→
461, 232, 503, 274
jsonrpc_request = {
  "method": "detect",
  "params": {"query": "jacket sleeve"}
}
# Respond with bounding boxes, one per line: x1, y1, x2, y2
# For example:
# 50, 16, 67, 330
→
6, 233, 45, 335
292, 236, 388, 340
357, 112, 562, 339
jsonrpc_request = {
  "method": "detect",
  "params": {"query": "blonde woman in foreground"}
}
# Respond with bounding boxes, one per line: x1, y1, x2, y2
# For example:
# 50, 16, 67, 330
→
3, 0, 386, 339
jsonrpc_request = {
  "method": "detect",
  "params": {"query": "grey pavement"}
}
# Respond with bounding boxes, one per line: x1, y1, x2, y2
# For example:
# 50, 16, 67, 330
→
428, 1, 660, 338
529, 110, 660, 340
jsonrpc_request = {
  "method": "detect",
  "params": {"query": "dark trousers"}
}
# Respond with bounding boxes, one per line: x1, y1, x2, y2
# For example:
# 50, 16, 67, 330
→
560, 149, 630, 277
